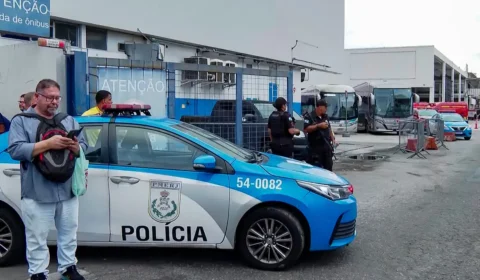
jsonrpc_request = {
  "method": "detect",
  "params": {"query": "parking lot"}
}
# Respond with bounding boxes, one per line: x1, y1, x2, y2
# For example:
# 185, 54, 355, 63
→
3, 131, 479, 280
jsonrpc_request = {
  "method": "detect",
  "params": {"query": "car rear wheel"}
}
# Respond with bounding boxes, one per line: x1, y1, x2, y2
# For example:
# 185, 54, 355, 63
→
0, 209, 25, 266
237, 207, 305, 271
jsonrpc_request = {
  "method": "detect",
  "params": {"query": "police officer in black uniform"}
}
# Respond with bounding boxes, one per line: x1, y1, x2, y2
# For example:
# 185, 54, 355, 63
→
267, 97, 301, 158
303, 97, 336, 171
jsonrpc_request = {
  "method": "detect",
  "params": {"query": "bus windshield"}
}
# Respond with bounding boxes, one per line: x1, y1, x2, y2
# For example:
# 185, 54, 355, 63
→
301, 92, 358, 120
374, 88, 413, 118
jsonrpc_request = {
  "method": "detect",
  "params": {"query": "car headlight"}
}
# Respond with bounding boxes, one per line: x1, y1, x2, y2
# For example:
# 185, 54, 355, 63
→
297, 180, 353, 200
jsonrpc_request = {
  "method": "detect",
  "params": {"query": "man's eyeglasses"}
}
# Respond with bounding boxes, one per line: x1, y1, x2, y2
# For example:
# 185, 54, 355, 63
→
37, 92, 62, 103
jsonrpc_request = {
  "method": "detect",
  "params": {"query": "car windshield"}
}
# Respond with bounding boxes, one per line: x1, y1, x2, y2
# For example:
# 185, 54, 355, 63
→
442, 114, 465, 122
419, 110, 437, 116
374, 88, 413, 118
172, 122, 253, 161
253, 102, 303, 121
252, 103, 275, 119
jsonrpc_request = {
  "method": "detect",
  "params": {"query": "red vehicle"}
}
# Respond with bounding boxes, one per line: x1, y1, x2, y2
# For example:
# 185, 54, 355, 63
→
413, 102, 436, 110
434, 102, 468, 120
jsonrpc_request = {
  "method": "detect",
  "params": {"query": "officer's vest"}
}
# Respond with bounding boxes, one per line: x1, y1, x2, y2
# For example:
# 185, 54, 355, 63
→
270, 111, 290, 141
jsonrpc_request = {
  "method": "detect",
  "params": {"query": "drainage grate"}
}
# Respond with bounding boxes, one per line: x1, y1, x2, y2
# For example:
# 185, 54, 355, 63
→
347, 154, 387, 161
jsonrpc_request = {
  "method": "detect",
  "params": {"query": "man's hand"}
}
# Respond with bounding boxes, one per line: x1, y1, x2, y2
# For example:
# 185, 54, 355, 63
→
68, 136, 81, 156
294, 129, 301, 136
47, 135, 75, 150
317, 122, 328, 129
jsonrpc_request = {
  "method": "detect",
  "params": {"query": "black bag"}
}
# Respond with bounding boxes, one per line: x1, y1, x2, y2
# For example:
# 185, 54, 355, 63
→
14, 112, 76, 183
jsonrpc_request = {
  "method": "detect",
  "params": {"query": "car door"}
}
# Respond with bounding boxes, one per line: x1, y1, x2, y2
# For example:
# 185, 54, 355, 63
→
0, 124, 111, 243
74, 123, 111, 242
108, 123, 230, 246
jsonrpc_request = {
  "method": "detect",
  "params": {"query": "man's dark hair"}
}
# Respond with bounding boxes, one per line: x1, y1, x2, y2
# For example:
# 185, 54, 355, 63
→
36, 79, 60, 93
316, 99, 328, 107
95, 90, 111, 104
273, 97, 287, 110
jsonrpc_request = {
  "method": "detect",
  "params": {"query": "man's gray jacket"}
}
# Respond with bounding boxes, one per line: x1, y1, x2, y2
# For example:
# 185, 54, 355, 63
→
7, 109, 88, 203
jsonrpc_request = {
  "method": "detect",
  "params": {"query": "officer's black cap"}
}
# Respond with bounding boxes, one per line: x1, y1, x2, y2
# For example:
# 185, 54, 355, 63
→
316, 99, 328, 107
273, 97, 287, 110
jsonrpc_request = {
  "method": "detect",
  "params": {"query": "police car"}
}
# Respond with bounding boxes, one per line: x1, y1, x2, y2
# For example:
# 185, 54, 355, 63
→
0, 104, 357, 271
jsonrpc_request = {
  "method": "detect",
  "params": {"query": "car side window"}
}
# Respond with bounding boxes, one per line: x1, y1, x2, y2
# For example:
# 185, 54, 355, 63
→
80, 125, 103, 164
114, 126, 207, 171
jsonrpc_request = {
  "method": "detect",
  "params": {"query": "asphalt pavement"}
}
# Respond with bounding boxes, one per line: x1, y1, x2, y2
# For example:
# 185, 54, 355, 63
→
3, 133, 480, 280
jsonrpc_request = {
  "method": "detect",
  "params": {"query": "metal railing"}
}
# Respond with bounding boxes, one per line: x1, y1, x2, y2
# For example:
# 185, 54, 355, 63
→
427, 118, 448, 150
394, 119, 428, 159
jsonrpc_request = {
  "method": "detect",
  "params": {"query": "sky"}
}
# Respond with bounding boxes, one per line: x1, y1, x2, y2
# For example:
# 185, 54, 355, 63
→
345, 0, 480, 76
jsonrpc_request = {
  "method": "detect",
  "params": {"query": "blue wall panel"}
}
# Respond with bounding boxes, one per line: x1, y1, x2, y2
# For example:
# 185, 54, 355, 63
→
66, 51, 88, 116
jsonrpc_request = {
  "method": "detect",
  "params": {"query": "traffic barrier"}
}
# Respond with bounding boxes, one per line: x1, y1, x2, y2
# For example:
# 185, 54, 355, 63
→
427, 118, 449, 150
394, 119, 428, 159
424, 136, 438, 150
444, 132, 456, 142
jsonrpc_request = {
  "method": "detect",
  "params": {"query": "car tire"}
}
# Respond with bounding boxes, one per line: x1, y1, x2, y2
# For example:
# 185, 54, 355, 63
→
465, 137, 471, 140
0, 208, 25, 267
237, 207, 305, 271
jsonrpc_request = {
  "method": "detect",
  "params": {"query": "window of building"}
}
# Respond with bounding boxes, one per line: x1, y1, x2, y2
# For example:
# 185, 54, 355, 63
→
54, 22, 79, 46
86, 27, 107, 50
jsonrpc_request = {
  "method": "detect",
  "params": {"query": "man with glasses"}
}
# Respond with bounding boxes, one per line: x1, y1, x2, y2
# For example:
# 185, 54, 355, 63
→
8, 79, 87, 280
19, 94, 26, 111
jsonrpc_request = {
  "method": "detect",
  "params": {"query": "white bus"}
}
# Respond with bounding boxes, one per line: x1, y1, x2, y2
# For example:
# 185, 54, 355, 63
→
354, 82, 420, 133
300, 84, 362, 134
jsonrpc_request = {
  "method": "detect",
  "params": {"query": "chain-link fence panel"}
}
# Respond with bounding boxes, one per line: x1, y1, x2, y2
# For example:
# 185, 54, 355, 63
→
395, 119, 428, 159
171, 61, 293, 152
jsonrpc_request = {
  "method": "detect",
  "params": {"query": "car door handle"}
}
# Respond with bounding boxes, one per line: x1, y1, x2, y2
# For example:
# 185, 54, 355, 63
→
3, 169, 20, 177
110, 176, 140, 184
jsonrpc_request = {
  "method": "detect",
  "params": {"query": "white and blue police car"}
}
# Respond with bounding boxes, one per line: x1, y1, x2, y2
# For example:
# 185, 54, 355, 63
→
0, 104, 357, 271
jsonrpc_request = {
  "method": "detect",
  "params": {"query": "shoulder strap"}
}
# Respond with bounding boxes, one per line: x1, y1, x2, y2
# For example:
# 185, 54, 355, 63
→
11, 113, 44, 122
53, 112, 69, 124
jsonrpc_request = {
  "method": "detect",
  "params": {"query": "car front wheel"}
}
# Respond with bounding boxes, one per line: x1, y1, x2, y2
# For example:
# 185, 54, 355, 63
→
465, 137, 471, 140
237, 207, 305, 271
0, 209, 25, 266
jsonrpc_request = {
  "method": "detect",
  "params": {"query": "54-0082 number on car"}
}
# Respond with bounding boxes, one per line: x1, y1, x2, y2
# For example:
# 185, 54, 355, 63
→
236, 177, 283, 190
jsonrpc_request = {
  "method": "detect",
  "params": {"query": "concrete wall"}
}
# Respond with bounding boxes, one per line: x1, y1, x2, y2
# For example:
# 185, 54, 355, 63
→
344, 46, 435, 89
0, 42, 67, 119
50, 0, 346, 86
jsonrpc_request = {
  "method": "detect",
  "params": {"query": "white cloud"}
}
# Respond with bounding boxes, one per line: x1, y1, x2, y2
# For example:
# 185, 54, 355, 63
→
345, 0, 480, 75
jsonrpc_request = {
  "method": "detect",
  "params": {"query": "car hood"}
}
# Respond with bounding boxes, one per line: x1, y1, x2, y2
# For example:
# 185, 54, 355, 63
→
260, 154, 349, 185
444, 121, 468, 127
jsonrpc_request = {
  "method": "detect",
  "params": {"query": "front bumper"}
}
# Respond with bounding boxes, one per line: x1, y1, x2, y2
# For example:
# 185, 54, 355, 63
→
302, 192, 357, 251
445, 128, 472, 138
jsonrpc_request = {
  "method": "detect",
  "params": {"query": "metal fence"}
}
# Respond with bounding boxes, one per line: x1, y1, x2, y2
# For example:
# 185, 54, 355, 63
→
394, 119, 428, 159
170, 62, 292, 152
427, 118, 448, 150
86, 59, 294, 152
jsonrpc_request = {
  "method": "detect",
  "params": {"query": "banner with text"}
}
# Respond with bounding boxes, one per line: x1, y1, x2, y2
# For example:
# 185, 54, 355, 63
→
97, 67, 167, 117
0, 0, 50, 37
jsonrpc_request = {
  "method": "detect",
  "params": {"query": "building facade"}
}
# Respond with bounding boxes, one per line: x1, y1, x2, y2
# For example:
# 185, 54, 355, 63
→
0, 0, 347, 117
344, 46, 468, 103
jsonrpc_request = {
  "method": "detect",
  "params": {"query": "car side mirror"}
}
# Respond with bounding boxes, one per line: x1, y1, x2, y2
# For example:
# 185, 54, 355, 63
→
243, 114, 255, 123
193, 155, 218, 171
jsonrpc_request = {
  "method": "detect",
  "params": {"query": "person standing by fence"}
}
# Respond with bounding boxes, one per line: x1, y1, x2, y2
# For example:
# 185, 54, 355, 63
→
303, 98, 336, 171
267, 97, 300, 158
